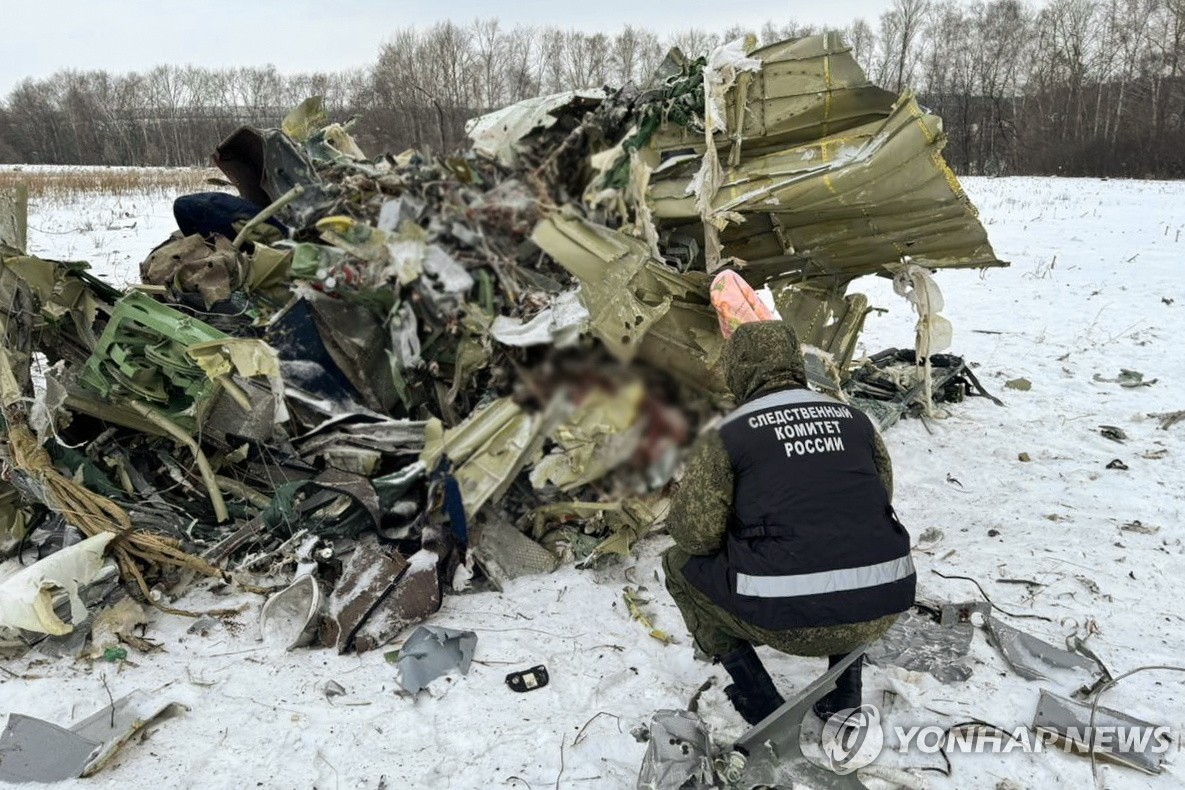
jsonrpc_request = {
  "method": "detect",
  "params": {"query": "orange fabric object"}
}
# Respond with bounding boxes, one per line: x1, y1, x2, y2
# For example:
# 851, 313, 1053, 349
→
710, 269, 775, 337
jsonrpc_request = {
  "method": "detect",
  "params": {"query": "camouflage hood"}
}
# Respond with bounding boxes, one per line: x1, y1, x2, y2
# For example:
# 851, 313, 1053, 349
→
724, 321, 807, 402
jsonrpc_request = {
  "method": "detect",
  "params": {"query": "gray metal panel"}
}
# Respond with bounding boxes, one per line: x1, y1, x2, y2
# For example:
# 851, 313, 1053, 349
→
0, 714, 99, 783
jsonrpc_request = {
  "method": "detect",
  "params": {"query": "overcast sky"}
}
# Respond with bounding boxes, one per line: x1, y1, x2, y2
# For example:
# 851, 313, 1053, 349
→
2, 0, 898, 96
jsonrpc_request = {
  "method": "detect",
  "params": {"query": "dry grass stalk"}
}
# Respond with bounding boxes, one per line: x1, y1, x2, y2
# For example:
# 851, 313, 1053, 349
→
0, 167, 218, 202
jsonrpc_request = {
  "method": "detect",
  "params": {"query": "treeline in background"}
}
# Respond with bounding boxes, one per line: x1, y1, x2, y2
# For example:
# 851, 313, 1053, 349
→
2, 0, 1184, 178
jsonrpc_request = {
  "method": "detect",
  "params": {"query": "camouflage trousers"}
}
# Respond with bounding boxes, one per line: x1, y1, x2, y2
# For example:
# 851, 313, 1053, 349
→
662, 545, 898, 659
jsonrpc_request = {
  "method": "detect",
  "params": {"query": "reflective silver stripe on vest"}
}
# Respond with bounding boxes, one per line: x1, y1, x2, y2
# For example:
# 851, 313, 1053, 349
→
718, 388, 843, 428
735, 555, 916, 598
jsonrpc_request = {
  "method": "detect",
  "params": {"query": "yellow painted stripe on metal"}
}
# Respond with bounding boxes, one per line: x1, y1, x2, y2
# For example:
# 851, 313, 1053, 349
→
905, 97, 935, 146
822, 32, 833, 138
821, 139, 838, 196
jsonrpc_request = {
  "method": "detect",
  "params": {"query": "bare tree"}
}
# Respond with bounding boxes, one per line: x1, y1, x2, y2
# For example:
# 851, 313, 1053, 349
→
0, 14, 1181, 176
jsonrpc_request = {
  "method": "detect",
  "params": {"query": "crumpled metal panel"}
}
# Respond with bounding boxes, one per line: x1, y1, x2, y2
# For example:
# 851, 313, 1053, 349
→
646, 33, 1004, 285
70, 690, 186, 777
353, 548, 442, 654
865, 610, 974, 682
0, 714, 98, 783
322, 537, 409, 653
213, 126, 325, 226
394, 625, 477, 694
636, 710, 715, 790
985, 616, 1103, 684
531, 215, 671, 362
1032, 689, 1167, 774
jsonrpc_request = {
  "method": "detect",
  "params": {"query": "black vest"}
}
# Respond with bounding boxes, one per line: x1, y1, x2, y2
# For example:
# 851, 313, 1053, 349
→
681, 388, 916, 631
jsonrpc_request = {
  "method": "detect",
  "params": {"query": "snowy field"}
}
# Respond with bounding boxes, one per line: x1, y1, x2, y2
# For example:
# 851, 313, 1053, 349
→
2, 176, 1183, 789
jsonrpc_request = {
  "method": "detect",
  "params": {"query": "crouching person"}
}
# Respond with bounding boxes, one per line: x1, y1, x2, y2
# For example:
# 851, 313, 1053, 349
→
662, 321, 916, 725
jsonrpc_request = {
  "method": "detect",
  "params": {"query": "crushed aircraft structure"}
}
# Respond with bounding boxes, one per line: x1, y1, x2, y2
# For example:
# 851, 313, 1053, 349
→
0, 33, 1005, 670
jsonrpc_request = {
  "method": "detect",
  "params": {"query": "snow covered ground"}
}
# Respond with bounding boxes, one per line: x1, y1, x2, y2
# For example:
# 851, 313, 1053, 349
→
2, 176, 1183, 789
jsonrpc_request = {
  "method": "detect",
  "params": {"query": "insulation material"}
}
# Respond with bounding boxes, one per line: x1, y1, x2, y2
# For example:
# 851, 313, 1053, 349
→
490, 289, 589, 349
689, 37, 762, 272
890, 261, 953, 415
864, 609, 975, 683
0, 532, 116, 636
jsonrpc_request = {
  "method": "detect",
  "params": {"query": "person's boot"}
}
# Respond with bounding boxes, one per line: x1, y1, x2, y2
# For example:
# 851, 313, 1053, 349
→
719, 644, 785, 725
812, 652, 864, 722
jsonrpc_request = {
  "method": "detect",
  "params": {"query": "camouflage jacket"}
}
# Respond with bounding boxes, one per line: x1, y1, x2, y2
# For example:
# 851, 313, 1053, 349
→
668, 321, 894, 556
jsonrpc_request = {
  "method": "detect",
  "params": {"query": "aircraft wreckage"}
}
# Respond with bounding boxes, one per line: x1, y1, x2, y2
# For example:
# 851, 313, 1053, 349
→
0, 34, 1005, 662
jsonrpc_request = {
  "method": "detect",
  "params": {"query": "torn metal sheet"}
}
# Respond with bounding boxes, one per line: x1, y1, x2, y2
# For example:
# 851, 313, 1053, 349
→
466, 89, 605, 168
257, 468, 385, 539
771, 283, 870, 375
321, 537, 409, 653
304, 292, 399, 413
293, 413, 426, 457
213, 125, 324, 226
421, 397, 551, 519
70, 690, 186, 777
200, 377, 283, 445
261, 573, 324, 651
490, 289, 589, 349
731, 645, 873, 789
530, 382, 645, 491
394, 624, 477, 694
0, 532, 116, 636
472, 517, 559, 591
636, 709, 716, 790
985, 616, 1103, 684
531, 214, 672, 362
187, 338, 288, 422
0, 714, 99, 783
644, 33, 1004, 282
1032, 689, 1168, 774
352, 548, 442, 654
0, 691, 184, 783
864, 610, 974, 682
